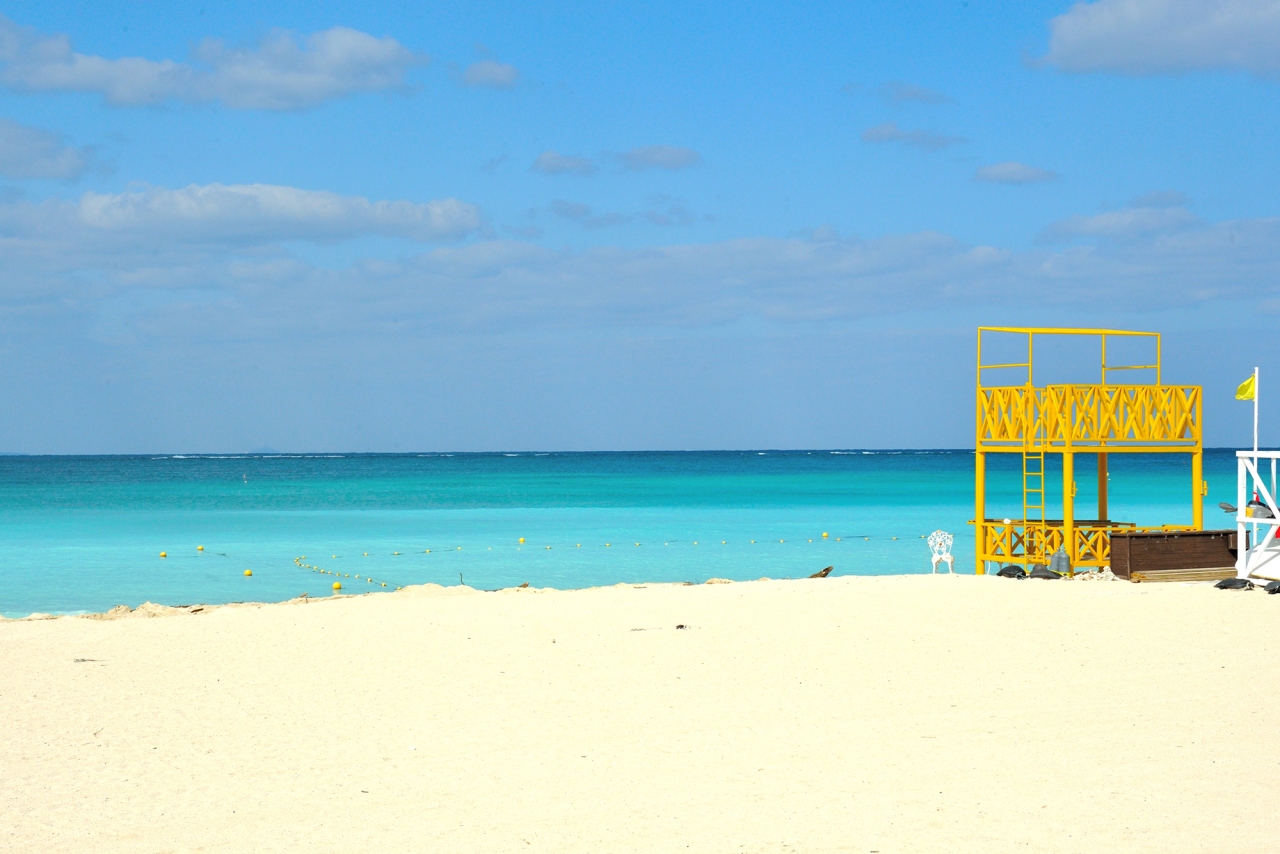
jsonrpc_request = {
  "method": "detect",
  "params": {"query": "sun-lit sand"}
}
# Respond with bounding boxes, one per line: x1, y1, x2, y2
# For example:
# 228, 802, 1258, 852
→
3, 574, 1278, 852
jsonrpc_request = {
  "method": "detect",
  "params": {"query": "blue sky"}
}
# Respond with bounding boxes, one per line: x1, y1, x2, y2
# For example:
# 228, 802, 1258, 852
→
0, 0, 1278, 452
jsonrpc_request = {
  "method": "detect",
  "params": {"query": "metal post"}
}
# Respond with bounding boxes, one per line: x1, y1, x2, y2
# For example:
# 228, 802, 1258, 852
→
1254, 367, 1260, 464
1192, 449, 1203, 531
975, 451, 986, 575
1238, 453, 1248, 577
1063, 451, 1075, 569
1097, 452, 1108, 521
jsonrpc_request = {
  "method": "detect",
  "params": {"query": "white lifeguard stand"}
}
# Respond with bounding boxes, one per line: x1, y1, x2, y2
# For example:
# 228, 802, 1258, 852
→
1235, 450, 1280, 582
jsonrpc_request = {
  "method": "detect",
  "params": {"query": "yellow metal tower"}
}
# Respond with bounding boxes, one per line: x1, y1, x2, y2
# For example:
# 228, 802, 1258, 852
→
974, 327, 1206, 574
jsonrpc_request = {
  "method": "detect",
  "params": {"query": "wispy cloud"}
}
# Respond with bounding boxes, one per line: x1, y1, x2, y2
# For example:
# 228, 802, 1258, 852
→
0, 183, 481, 244
531, 151, 595, 176
1043, 0, 1280, 77
543, 195, 698, 230
0, 16, 425, 109
973, 161, 1058, 184
880, 81, 950, 104
0, 118, 94, 179
3, 198, 1280, 353
861, 122, 965, 151
462, 59, 519, 89
1131, 189, 1188, 207
643, 195, 696, 226
613, 145, 702, 171
550, 200, 630, 229
1041, 204, 1198, 240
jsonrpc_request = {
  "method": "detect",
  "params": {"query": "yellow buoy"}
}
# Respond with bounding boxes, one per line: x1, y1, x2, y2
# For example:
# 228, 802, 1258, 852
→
721, 541, 726, 544
363, 552, 368, 556
519, 537, 525, 544
546, 545, 552, 549
606, 543, 611, 547
822, 532, 828, 538
244, 569, 252, 576
381, 583, 386, 587
425, 549, 431, 553
159, 552, 167, 558
693, 541, 698, 545
197, 545, 204, 551
576, 544, 581, 547
393, 552, 400, 555
635, 543, 641, 546
751, 540, 756, 543
332, 555, 337, 558
333, 581, 342, 590
780, 539, 784, 543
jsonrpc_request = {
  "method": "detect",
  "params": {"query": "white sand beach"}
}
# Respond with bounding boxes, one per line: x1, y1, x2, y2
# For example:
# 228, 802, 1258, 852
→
3, 574, 1278, 852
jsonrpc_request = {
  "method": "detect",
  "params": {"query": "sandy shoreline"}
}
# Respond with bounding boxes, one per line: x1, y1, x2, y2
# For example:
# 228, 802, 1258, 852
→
3, 573, 1278, 852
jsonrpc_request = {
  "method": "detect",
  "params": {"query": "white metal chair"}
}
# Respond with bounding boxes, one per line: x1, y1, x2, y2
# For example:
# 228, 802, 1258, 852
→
927, 530, 954, 574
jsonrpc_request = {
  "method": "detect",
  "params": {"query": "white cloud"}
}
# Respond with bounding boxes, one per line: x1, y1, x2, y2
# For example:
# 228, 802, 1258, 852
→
614, 145, 702, 171
462, 59, 519, 89
3, 196, 1280, 453
0, 17, 424, 109
2, 191, 1278, 349
1041, 204, 1198, 239
861, 122, 965, 151
881, 81, 951, 104
0, 118, 92, 179
532, 151, 595, 175
1044, 0, 1280, 76
550, 200, 630, 229
974, 161, 1059, 184
643, 196, 696, 226
0, 183, 481, 244
1131, 189, 1188, 207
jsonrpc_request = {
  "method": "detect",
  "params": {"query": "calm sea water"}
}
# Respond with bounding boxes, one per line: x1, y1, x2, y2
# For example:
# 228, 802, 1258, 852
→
0, 450, 1242, 617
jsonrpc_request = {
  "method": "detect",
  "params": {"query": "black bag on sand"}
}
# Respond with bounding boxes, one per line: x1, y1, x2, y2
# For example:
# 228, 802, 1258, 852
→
996, 566, 1027, 579
1028, 564, 1062, 579
1215, 578, 1254, 590
1266, 580, 1280, 595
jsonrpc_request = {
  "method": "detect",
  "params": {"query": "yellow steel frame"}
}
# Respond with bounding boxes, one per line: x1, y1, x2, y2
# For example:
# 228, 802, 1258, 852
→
973, 328, 1205, 575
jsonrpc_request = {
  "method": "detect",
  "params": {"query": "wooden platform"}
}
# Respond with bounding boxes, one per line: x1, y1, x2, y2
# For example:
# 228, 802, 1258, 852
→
1130, 567, 1236, 583
1111, 530, 1238, 583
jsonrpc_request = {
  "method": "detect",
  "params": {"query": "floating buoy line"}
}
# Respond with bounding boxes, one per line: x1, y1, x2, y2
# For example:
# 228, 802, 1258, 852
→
294, 555, 401, 592
169, 535, 938, 593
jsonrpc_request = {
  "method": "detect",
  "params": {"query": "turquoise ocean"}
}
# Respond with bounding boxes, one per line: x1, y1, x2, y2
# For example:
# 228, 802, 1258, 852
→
0, 450, 1243, 618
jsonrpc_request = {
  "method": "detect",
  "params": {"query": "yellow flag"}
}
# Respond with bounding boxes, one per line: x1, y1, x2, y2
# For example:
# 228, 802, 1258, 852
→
1237, 373, 1256, 401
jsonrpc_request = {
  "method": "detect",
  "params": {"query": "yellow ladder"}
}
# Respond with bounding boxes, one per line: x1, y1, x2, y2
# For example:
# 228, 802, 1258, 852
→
1022, 391, 1047, 567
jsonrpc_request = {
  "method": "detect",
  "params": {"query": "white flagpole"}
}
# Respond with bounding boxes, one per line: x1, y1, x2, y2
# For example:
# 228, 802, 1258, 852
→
1254, 366, 1260, 462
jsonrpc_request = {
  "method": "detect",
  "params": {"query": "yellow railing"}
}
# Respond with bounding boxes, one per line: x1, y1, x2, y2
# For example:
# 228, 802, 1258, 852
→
976, 520, 1196, 568
978, 384, 1200, 447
